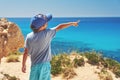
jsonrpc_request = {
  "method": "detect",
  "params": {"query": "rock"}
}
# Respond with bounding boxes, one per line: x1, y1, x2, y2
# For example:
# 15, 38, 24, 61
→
0, 18, 24, 62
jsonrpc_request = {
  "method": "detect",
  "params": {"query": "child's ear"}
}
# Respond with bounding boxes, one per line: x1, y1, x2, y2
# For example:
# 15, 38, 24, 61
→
44, 23, 48, 26
39, 25, 45, 30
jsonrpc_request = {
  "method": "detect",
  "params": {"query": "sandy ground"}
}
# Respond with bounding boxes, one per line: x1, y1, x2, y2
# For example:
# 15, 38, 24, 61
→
0, 56, 30, 80
0, 55, 120, 80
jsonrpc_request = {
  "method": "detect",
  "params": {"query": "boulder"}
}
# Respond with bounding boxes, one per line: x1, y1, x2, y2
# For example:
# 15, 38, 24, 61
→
0, 18, 24, 62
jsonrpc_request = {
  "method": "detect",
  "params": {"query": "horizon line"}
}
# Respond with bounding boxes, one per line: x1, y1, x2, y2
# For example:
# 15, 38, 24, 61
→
1, 16, 120, 18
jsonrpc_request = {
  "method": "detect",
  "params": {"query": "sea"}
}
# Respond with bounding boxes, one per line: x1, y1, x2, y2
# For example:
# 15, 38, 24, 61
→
7, 17, 120, 62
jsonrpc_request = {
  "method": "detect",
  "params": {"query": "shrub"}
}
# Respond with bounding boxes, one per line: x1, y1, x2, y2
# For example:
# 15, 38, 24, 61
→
8, 51, 22, 56
114, 66, 120, 78
104, 58, 120, 69
51, 54, 73, 76
98, 69, 113, 80
114, 70, 120, 78
6, 51, 21, 62
50, 56, 62, 76
100, 58, 120, 78
58, 54, 71, 67
73, 57, 85, 68
84, 51, 102, 65
2, 73, 20, 80
6, 55, 19, 62
62, 68, 77, 79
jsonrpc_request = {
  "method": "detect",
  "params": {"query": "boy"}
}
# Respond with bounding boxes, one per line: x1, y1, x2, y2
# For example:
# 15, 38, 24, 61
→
22, 13, 79, 80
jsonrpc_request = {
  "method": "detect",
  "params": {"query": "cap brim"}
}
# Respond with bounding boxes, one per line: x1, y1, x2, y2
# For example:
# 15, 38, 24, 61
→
45, 14, 52, 22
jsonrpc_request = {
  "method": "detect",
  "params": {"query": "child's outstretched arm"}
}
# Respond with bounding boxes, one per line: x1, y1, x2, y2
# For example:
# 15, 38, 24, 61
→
55, 20, 80, 31
22, 48, 28, 73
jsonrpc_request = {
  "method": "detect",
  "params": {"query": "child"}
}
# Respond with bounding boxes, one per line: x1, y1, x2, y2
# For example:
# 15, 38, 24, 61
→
22, 13, 80, 80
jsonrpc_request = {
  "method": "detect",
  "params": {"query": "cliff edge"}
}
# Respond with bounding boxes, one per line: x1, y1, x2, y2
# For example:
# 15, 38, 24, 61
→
0, 18, 24, 62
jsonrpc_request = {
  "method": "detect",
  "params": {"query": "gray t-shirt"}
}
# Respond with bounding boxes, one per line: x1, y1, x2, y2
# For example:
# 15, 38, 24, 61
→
24, 28, 56, 66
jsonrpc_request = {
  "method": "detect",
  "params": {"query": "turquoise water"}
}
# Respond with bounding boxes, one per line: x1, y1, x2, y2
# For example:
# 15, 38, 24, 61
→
8, 17, 120, 62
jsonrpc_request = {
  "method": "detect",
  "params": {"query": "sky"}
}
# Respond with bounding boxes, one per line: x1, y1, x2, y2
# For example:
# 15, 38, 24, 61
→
0, 0, 120, 17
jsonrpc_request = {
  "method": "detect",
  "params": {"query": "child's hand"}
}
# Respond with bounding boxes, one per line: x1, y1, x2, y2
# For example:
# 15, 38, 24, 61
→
22, 65, 26, 73
72, 20, 80, 27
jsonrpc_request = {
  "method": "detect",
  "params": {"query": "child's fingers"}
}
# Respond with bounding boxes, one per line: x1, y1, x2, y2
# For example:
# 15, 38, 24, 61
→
22, 66, 26, 73
73, 20, 80, 27
77, 20, 80, 23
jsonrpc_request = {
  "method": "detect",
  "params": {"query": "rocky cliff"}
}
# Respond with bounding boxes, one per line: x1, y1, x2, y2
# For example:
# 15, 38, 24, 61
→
0, 18, 24, 62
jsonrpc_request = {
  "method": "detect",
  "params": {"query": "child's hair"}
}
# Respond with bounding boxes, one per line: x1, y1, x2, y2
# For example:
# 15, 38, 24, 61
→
30, 25, 39, 33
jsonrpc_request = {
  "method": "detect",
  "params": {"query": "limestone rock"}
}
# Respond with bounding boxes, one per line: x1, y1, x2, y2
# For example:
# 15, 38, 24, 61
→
0, 18, 24, 62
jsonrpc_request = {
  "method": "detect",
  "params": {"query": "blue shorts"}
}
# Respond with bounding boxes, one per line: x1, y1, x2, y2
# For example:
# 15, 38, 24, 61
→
29, 62, 51, 80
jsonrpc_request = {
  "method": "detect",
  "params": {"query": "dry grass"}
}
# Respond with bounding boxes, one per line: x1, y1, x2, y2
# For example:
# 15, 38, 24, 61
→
6, 55, 19, 62
62, 68, 77, 80
98, 69, 113, 80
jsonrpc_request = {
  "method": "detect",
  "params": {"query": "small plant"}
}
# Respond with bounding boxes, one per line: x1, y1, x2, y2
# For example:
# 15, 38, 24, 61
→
84, 51, 102, 65
98, 68, 113, 80
104, 58, 120, 70
102, 58, 120, 78
114, 70, 120, 78
62, 68, 77, 79
8, 51, 22, 56
50, 56, 62, 76
6, 51, 21, 62
59, 54, 71, 68
51, 54, 73, 76
1, 73, 20, 80
6, 55, 19, 62
73, 57, 85, 68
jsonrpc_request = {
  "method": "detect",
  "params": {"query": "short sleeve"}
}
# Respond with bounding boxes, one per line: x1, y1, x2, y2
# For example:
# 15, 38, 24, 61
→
47, 28, 56, 38
24, 35, 29, 48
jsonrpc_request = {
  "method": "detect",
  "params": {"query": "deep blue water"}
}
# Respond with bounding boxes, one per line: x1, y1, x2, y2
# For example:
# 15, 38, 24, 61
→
7, 17, 120, 62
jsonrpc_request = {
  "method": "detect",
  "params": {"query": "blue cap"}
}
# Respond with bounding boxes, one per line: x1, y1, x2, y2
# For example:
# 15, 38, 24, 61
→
31, 13, 52, 29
